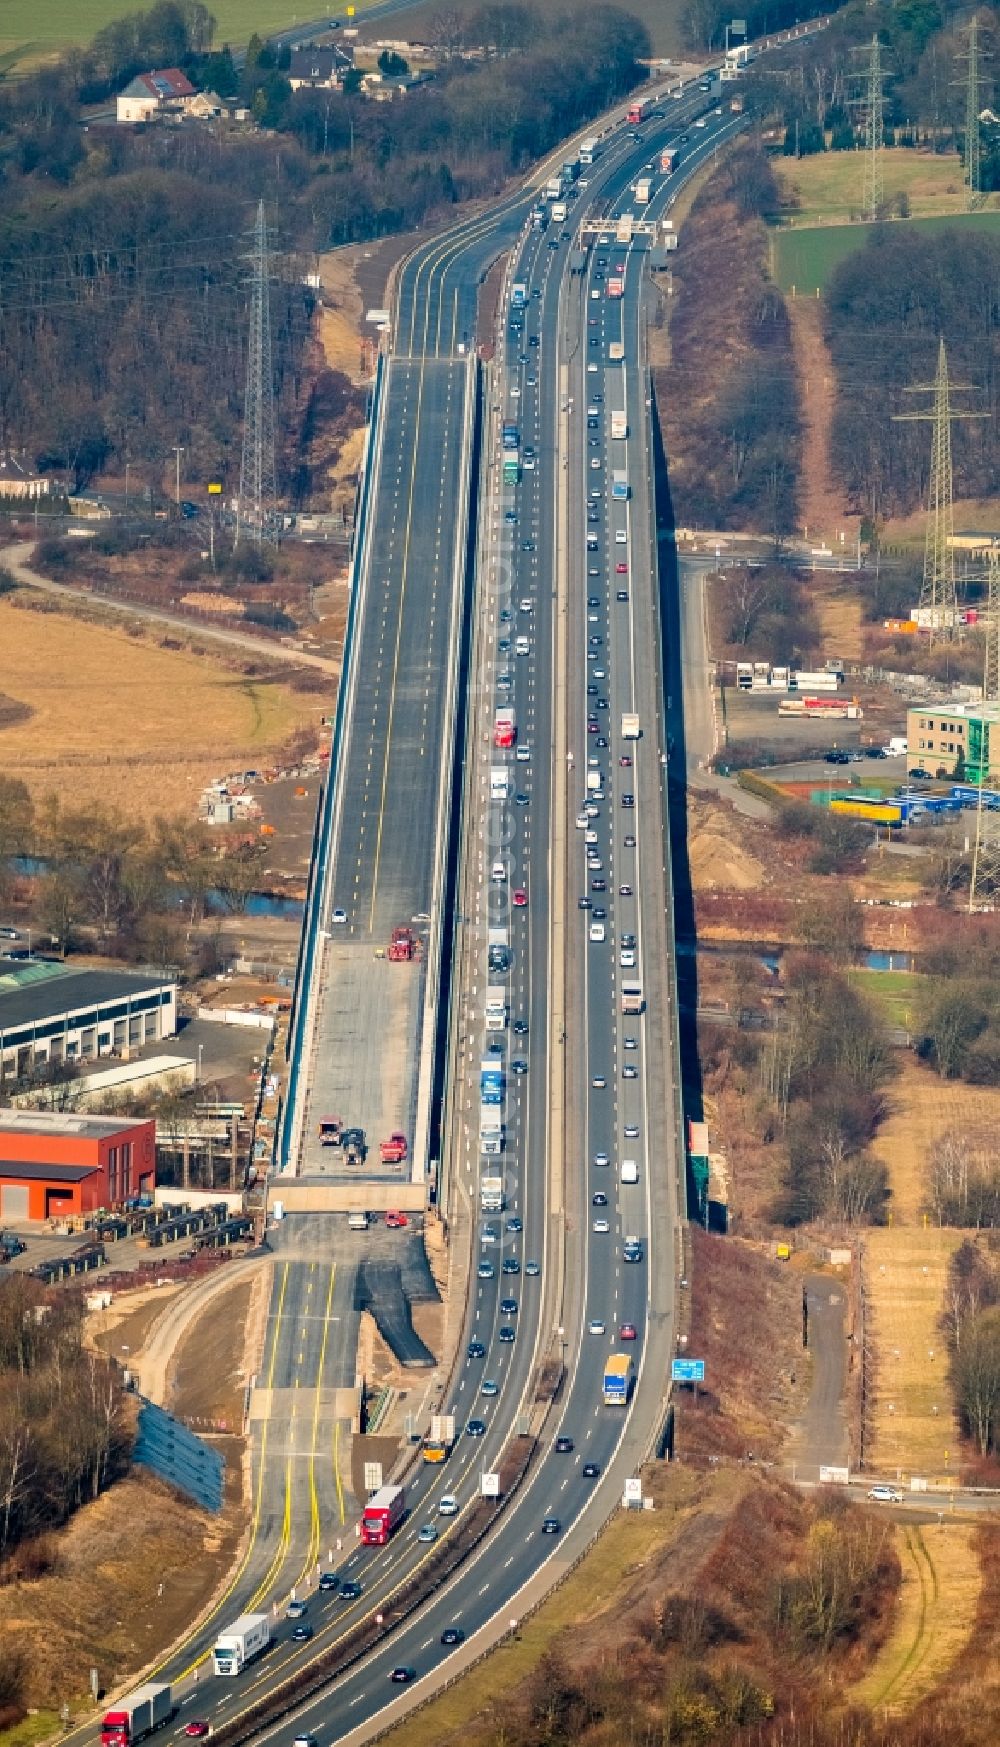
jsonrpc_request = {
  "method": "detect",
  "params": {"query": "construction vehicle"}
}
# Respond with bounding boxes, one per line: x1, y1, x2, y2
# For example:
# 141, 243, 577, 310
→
421, 1415, 456, 1463
379, 1133, 408, 1165
318, 1115, 343, 1147
342, 1126, 366, 1165
388, 926, 416, 962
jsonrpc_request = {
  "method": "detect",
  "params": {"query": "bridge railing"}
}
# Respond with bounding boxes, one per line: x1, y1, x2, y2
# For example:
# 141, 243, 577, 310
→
279, 351, 386, 1173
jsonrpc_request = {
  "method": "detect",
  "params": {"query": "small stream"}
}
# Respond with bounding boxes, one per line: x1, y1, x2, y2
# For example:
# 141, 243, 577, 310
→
677, 940, 915, 975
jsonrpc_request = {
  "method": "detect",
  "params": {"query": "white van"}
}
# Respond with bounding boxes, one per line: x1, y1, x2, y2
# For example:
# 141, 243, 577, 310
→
589, 921, 606, 943
348, 1211, 369, 1231
620, 1159, 638, 1184
490, 767, 511, 800
491, 859, 506, 884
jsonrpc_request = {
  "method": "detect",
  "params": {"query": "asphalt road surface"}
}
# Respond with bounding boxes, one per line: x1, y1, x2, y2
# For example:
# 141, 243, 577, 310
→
794, 1272, 850, 1481
59, 82, 741, 1747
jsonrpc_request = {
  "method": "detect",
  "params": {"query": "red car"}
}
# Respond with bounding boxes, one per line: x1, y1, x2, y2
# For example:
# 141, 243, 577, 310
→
616, 562, 628, 574
619, 755, 632, 768
385, 1210, 409, 1229
619, 1323, 638, 1341
513, 888, 528, 907
184, 1727, 210, 1740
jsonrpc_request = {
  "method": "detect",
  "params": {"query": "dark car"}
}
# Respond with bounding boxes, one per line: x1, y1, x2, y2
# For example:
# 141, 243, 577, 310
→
866, 746, 888, 759
582, 1462, 600, 1478
909, 767, 932, 779
339, 1581, 362, 1600
622, 793, 635, 807
467, 1340, 486, 1359
502, 1257, 521, 1274
291, 1623, 314, 1642
390, 1667, 416, 1683
318, 1571, 340, 1592
466, 1418, 487, 1437
513, 1018, 529, 1035
441, 1627, 465, 1646
592, 1191, 608, 1206
555, 1436, 574, 1453
500, 1297, 518, 1314
824, 749, 850, 765
617, 589, 629, 601
499, 1325, 516, 1342
511, 1058, 528, 1075
542, 1517, 562, 1534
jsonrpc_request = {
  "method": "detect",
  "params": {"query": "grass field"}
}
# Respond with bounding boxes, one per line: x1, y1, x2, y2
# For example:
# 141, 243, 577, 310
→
0, 0, 387, 68
377, 1467, 737, 1747
865, 1225, 961, 1479
862, 1058, 1000, 1478
850, 1522, 980, 1714
0, 597, 318, 816
0, 0, 688, 66
772, 209, 1000, 295
874, 1056, 1000, 1226
848, 968, 932, 1033
353, 0, 687, 54
775, 149, 984, 228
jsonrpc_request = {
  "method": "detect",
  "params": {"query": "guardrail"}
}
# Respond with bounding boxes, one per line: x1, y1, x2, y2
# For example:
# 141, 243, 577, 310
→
410, 354, 479, 1188
279, 352, 386, 1172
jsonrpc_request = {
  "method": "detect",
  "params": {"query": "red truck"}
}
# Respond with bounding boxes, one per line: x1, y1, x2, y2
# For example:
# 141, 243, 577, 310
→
627, 99, 647, 125
101, 1686, 174, 1747
360, 1484, 406, 1545
493, 707, 516, 749
379, 1133, 408, 1165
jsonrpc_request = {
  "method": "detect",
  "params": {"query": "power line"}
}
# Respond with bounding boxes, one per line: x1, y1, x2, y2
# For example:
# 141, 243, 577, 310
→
894, 338, 986, 641
969, 550, 1000, 907
236, 199, 277, 549
956, 16, 990, 210
851, 36, 886, 220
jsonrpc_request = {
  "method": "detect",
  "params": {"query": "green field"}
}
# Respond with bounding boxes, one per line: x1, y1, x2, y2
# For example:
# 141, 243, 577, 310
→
0, 0, 385, 67
771, 209, 1000, 294
0, 0, 686, 68
350, 0, 686, 53
848, 967, 932, 1032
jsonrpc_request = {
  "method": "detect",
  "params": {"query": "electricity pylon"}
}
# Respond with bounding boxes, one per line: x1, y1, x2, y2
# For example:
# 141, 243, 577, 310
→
956, 16, 988, 210
850, 36, 886, 218
894, 339, 986, 639
969, 547, 1000, 908
236, 200, 277, 547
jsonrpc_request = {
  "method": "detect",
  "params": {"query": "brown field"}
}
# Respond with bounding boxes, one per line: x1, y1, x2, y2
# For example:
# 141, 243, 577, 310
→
865, 1225, 961, 1479
881, 494, 1000, 550
873, 1055, 1000, 1227
863, 1059, 1000, 1478
0, 1471, 241, 1714
0, 598, 319, 815
788, 298, 857, 547
850, 1522, 980, 1714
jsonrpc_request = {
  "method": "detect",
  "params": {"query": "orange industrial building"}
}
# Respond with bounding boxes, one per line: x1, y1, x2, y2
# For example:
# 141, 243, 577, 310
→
0, 1110, 156, 1222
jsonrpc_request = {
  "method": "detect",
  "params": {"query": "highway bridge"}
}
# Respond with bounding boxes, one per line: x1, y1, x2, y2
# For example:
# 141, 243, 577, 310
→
64, 71, 756, 1747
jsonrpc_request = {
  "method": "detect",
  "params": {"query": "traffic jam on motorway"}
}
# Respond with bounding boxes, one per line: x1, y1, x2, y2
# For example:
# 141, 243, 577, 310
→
99, 74, 738, 1745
